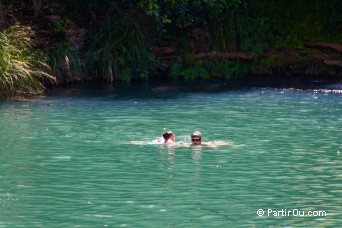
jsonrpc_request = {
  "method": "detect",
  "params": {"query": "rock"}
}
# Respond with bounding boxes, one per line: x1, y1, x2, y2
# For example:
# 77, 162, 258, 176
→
190, 27, 211, 53
151, 46, 177, 57
305, 42, 342, 53
324, 59, 342, 67
194, 51, 253, 61
64, 17, 87, 51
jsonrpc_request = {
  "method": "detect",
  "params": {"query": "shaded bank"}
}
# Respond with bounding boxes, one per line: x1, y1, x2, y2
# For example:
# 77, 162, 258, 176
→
0, 0, 341, 98
44, 75, 342, 99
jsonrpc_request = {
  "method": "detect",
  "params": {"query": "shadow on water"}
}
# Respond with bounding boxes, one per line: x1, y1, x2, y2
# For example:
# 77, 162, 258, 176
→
45, 75, 342, 100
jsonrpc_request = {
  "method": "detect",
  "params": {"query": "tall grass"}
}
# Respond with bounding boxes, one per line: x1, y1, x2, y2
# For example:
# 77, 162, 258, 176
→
211, 11, 240, 51
48, 41, 84, 83
84, 11, 155, 82
170, 58, 248, 80
248, 0, 342, 50
0, 24, 55, 98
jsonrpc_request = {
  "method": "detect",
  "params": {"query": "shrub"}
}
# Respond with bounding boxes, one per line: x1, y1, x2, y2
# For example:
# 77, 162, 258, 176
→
0, 24, 55, 98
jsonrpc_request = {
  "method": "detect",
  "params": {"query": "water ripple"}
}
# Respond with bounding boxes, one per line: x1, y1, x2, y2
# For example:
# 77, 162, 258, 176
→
0, 84, 341, 227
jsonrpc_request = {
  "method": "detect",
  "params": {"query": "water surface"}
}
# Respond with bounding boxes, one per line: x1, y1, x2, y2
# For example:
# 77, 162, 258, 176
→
1, 80, 341, 227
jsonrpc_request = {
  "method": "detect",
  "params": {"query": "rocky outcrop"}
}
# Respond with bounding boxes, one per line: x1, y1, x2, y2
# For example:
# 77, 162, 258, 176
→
151, 46, 178, 67
305, 42, 342, 69
47, 15, 87, 51
194, 51, 253, 61
64, 18, 87, 51
305, 42, 342, 53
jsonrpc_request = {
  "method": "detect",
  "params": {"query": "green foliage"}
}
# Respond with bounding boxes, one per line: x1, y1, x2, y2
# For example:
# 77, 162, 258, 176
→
137, 0, 246, 52
247, 0, 342, 50
180, 62, 210, 80
170, 59, 247, 80
169, 62, 184, 79
47, 41, 83, 82
240, 17, 270, 54
211, 10, 242, 51
53, 20, 67, 33
120, 68, 133, 82
138, 0, 244, 27
0, 24, 55, 98
207, 60, 247, 79
3, 0, 340, 87
85, 10, 156, 82
252, 53, 311, 76
252, 53, 340, 77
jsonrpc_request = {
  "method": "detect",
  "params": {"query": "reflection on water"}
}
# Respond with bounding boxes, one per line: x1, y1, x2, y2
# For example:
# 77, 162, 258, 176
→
0, 81, 341, 227
191, 147, 203, 161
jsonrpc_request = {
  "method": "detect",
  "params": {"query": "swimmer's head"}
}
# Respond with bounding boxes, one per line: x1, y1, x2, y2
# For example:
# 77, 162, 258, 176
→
163, 131, 174, 140
191, 131, 202, 145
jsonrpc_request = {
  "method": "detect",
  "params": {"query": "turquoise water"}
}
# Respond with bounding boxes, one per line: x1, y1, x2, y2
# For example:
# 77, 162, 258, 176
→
1, 81, 341, 227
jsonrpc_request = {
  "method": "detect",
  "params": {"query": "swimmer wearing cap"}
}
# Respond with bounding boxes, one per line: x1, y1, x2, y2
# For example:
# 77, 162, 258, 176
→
190, 131, 231, 147
190, 131, 209, 146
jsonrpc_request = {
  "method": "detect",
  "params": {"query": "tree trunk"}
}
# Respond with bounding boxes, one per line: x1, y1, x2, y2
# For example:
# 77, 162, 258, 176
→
32, 0, 43, 17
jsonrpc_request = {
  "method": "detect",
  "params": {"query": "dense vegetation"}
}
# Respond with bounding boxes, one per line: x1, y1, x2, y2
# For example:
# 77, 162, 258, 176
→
0, 0, 341, 98
0, 23, 55, 98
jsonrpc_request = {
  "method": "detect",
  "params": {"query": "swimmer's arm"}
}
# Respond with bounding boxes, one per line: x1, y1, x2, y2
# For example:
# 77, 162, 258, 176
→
199, 141, 232, 147
153, 137, 164, 143
173, 142, 191, 148
213, 140, 233, 146
127, 141, 145, 145
202, 142, 216, 147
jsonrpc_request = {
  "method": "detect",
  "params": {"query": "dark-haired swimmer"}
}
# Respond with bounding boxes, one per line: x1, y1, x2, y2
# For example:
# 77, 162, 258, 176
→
127, 131, 175, 145
155, 131, 175, 145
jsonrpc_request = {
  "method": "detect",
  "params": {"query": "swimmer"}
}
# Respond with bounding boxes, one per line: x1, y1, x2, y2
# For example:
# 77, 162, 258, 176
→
190, 131, 209, 146
127, 131, 175, 146
155, 131, 175, 145
190, 131, 232, 147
